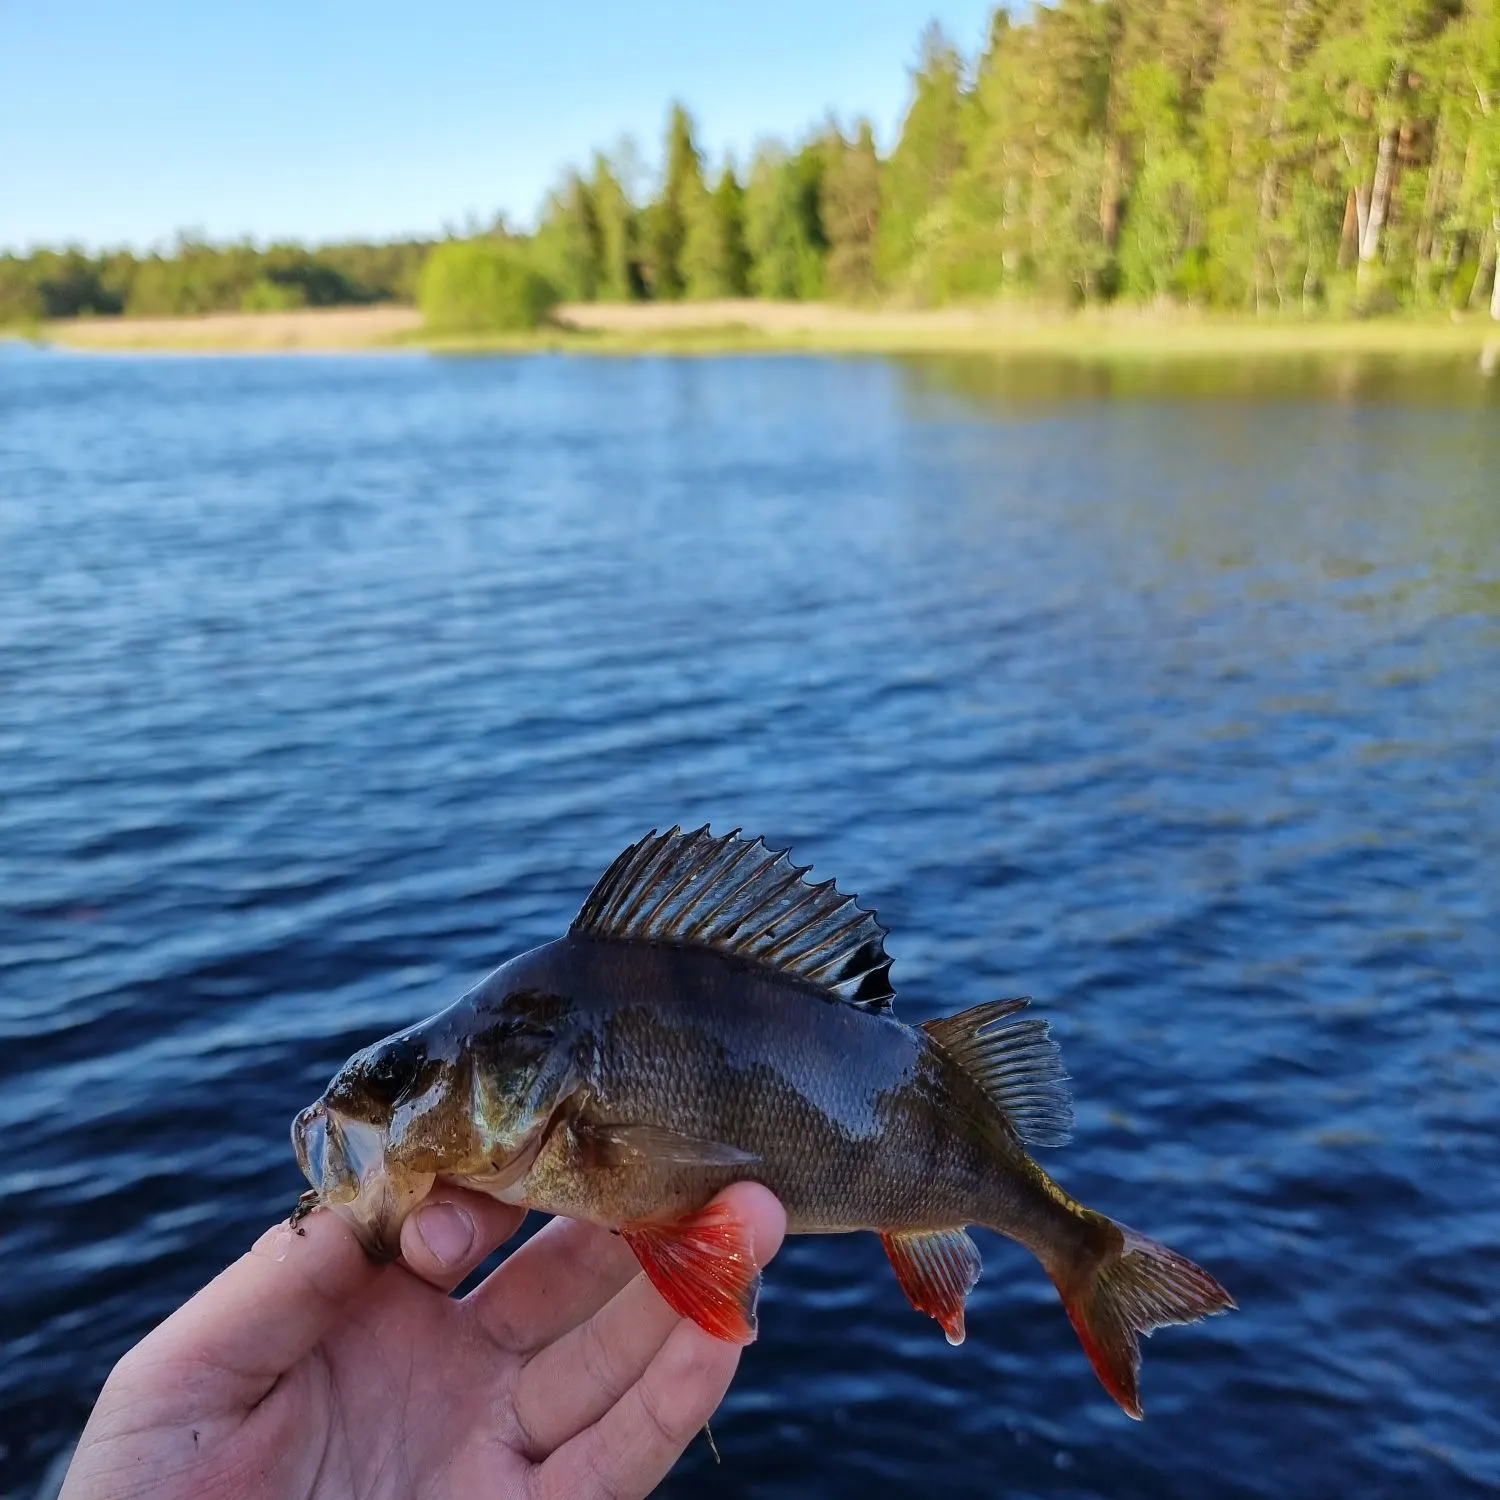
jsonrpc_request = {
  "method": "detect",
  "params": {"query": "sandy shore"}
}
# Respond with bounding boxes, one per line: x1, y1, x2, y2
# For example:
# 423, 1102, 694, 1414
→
28, 299, 1500, 358
40, 305, 423, 352
558, 300, 1017, 332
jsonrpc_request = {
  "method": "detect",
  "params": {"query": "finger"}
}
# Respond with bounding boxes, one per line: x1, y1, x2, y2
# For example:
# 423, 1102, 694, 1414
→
514, 1182, 786, 1455
398, 1187, 526, 1294
465, 1213, 643, 1352
511, 1273, 678, 1456
133, 1207, 383, 1413
533, 1320, 737, 1500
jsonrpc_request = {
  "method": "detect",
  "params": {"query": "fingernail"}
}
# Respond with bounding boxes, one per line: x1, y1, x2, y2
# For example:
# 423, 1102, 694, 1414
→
415, 1202, 475, 1266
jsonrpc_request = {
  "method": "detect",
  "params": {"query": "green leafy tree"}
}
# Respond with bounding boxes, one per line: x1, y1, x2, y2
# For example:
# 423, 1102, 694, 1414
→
319, 241, 431, 302
1102, 0, 1220, 260
955, 0, 1112, 300
418, 240, 558, 331
1198, 0, 1328, 310
1454, 0, 1500, 316
12, 0, 1500, 324
1, 237, 427, 325
0, 256, 44, 324
821, 121, 881, 300
1302, 0, 1452, 305
1115, 63, 1204, 299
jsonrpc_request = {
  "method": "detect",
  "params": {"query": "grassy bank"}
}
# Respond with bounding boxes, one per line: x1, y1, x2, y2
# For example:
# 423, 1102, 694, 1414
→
25, 299, 1500, 359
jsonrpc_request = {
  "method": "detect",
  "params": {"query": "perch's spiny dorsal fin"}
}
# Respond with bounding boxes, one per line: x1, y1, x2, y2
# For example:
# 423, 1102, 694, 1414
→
570, 825, 895, 1012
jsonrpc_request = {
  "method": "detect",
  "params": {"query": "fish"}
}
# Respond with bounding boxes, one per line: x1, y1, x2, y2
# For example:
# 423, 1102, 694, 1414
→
291, 825, 1234, 1417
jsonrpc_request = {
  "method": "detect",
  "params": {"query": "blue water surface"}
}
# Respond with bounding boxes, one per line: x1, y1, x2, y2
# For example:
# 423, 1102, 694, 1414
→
1, 346, 1497, 1498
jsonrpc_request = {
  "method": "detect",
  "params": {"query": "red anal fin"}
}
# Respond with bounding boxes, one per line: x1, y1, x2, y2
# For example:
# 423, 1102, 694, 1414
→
621, 1201, 762, 1346
880, 1227, 982, 1345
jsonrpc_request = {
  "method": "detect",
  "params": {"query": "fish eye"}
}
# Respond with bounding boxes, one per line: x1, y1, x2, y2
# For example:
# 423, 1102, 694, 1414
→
359, 1037, 424, 1107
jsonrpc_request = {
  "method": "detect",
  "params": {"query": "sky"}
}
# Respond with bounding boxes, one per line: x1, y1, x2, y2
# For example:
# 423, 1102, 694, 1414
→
1, 1, 998, 254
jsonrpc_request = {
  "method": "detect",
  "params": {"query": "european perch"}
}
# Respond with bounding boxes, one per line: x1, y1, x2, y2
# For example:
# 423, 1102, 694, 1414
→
292, 826, 1234, 1417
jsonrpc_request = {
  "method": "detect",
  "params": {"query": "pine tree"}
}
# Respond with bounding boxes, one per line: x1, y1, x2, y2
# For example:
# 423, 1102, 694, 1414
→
684, 165, 747, 298
681, 165, 749, 298
875, 23, 969, 289
716, 167, 752, 296
642, 103, 706, 300
591, 152, 641, 301
32, 0, 1495, 324
533, 172, 602, 301
973, 0, 1114, 301
744, 141, 828, 299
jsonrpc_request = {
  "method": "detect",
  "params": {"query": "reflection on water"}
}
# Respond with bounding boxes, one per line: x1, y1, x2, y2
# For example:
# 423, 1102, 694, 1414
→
1, 349, 1497, 1499
902, 353, 1500, 626
901, 348, 1500, 407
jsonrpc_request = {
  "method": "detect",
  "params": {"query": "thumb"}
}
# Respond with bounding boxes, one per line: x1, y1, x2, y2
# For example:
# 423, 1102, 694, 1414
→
136, 1206, 384, 1412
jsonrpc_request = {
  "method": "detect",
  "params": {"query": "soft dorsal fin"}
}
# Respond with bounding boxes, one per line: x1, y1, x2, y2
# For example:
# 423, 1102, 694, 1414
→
922, 997, 1073, 1148
570, 825, 895, 1012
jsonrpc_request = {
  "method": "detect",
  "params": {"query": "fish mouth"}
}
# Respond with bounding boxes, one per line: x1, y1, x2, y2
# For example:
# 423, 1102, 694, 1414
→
291, 1101, 434, 1261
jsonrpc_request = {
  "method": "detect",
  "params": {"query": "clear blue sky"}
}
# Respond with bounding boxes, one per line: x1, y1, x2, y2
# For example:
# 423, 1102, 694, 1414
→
0, 1, 997, 254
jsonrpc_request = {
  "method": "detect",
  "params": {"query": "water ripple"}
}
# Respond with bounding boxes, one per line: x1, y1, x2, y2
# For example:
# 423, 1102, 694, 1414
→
1, 350, 1497, 1497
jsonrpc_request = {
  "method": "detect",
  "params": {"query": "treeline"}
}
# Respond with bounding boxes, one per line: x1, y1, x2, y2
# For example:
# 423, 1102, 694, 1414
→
0, 239, 431, 324
532, 0, 1500, 316
526, 109, 867, 305
9, 0, 1500, 324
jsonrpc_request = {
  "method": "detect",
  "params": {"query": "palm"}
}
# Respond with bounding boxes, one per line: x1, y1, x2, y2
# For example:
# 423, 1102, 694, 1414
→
62, 1184, 784, 1500
245, 1274, 519, 1500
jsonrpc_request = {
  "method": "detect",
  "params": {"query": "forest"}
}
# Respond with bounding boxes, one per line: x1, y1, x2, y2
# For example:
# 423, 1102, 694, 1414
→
5, 0, 1499, 324
0, 239, 432, 326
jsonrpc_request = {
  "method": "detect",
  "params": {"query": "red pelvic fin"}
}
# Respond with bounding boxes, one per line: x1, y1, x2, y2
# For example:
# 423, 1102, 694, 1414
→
621, 1200, 762, 1345
880, 1227, 982, 1345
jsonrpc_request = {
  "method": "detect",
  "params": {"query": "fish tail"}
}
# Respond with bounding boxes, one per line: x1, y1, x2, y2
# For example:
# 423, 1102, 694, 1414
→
1046, 1210, 1235, 1419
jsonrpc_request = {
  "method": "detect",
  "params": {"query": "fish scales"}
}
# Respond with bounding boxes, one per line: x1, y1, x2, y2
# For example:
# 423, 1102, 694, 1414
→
292, 825, 1234, 1419
508, 936, 1022, 1237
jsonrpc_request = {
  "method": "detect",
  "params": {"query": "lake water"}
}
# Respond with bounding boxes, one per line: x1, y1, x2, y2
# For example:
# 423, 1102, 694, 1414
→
2, 346, 1498, 1499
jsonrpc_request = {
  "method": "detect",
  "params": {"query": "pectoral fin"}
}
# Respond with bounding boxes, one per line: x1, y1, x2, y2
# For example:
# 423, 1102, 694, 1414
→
577, 1122, 760, 1169
622, 1201, 762, 1345
880, 1227, 982, 1345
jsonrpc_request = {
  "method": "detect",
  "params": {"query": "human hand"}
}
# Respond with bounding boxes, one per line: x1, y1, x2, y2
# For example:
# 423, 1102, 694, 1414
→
59, 1182, 786, 1500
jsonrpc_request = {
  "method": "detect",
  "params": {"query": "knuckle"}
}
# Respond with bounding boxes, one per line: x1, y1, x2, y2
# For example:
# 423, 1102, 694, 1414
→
504, 1368, 544, 1461
635, 1378, 685, 1452
581, 1436, 626, 1500
578, 1319, 629, 1404
520, 1460, 548, 1500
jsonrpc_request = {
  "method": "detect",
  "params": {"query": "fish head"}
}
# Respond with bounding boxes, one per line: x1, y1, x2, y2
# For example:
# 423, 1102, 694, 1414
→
291, 949, 584, 1257
291, 1016, 457, 1259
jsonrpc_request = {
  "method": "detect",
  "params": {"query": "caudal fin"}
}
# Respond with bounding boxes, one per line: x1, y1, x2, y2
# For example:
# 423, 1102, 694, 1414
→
1052, 1219, 1234, 1419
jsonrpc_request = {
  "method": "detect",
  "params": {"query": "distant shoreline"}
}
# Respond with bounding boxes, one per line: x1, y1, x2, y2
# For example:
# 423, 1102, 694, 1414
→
25, 305, 424, 354
20, 300, 1500, 360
